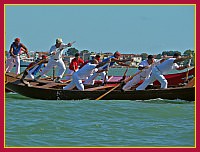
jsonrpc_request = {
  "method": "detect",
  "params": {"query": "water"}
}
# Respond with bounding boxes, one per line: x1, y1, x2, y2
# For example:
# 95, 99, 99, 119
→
5, 68, 195, 147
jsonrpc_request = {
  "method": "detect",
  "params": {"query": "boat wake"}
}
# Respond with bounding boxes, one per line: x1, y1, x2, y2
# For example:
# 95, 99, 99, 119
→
135, 98, 194, 104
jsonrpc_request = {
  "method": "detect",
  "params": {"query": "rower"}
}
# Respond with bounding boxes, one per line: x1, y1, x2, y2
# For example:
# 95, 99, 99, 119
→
63, 59, 109, 91
136, 53, 192, 90
20, 55, 48, 84
122, 55, 165, 91
84, 51, 132, 85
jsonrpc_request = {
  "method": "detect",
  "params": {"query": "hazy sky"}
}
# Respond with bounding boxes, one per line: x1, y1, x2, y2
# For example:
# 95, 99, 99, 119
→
5, 5, 195, 55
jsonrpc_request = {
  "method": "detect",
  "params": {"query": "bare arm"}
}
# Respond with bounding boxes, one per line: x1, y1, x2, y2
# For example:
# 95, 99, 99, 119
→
174, 56, 191, 63
112, 58, 133, 67
9, 45, 15, 57
21, 43, 30, 58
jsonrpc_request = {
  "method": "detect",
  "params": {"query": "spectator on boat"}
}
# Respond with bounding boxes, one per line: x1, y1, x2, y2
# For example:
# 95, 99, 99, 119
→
6, 38, 29, 74
84, 51, 132, 85
65, 53, 84, 80
122, 55, 165, 91
136, 53, 192, 90
63, 59, 109, 91
35, 38, 73, 83
20, 55, 48, 83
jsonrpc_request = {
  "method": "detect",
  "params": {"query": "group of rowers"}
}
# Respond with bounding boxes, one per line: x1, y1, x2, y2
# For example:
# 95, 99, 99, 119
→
6, 37, 192, 91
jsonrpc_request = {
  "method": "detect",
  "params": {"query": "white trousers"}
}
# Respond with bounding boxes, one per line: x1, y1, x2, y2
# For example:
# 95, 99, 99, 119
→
136, 68, 168, 90
40, 59, 66, 78
26, 65, 39, 79
63, 72, 84, 91
6, 56, 20, 74
122, 74, 143, 91
83, 68, 107, 85
66, 69, 78, 80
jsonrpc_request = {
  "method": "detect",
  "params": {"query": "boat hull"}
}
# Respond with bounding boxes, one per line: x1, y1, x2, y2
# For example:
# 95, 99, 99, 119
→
6, 81, 195, 101
5, 68, 195, 101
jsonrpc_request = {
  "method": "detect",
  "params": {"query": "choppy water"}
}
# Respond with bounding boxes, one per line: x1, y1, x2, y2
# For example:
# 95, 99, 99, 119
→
5, 68, 195, 147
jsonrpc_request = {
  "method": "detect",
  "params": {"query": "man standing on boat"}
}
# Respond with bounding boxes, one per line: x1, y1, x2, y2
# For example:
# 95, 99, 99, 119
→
122, 55, 165, 91
6, 38, 29, 74
65, 53, 84, 80
35, 38, 73, 83
136, 53, 192, 90
63, 59, 109, 91
84, 51, 132, 85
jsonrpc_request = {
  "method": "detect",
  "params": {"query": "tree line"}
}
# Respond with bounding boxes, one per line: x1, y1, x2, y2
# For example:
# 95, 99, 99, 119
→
66, 48, 195, 66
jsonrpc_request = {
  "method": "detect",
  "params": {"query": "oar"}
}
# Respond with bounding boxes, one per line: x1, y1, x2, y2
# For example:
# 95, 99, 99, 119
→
185, 58, 192, 83
123, 69, 144, 83
123, 60, 157, 84
95, 60, 137, 100
120, 59, 134, 81
5, 59, 47, 85
102, 59, 111, 85
122, 67, 128, 80
52, 66, 56, 80
95, 84, 121, 100
95, 69, 146, 100
17, 59, 46, 78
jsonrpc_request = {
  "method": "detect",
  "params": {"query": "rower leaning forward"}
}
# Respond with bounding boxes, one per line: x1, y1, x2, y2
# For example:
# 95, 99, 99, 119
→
84, 51, 133, 85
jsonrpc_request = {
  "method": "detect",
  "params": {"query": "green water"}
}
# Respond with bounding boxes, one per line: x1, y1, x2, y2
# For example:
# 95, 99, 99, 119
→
5, 68, 195, 147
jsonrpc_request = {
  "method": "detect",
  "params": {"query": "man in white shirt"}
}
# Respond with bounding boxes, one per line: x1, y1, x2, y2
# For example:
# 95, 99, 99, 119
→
122, 55, 163, 91
84, 51, 131, 85
63, 59, 108, 91
35, 38, 73, 83
136, 53, 192, 90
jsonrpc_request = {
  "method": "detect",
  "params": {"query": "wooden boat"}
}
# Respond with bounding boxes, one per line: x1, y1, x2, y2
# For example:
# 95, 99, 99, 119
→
5, 68, 195, 101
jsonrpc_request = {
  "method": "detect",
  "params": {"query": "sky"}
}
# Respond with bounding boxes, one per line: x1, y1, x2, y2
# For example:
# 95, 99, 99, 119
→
5, 5, 195, 55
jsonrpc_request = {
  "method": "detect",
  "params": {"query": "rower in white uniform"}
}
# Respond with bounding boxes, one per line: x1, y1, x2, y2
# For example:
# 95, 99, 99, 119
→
122, 55, 164, 91
63, 59, 109, 91
136, 53, 192, 90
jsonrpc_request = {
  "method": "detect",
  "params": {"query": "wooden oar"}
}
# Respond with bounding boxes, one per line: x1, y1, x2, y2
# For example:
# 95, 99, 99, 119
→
185, 58, 192, 83
5, 59, 46, 85
102, 60, 111, 85
95, 69, 146, 100
95, 84, 121, 100
17, 59, 46, 78
122, 67, 128, 80
124, 69, 144, 83
65, 79, 72, 83
120, 59, 134, 81
123, 60, 156, 84
95, 61, 137, 100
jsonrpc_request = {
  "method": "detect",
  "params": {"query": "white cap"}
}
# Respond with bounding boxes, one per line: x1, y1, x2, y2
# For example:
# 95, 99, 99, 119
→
56, 38, 63, 43
139, 65, 144, 67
